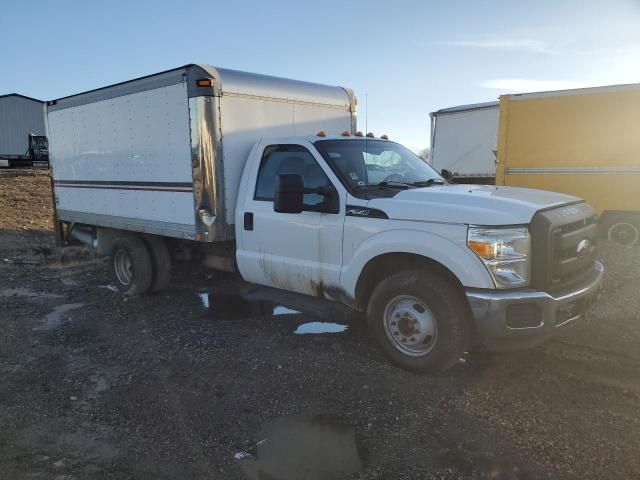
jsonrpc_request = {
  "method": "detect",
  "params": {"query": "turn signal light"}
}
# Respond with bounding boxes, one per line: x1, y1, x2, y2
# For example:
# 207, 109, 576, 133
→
317, 130, 327, 137
197, 79, 213, 87
468, 240, 496, 259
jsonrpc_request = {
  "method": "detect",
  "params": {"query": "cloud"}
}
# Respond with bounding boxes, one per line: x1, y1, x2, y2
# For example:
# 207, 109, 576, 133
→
443, 39, 556, 55
481, 79, 595, 92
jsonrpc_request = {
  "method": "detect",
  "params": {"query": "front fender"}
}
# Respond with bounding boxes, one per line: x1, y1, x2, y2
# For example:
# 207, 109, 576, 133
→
340, 226, 495, 298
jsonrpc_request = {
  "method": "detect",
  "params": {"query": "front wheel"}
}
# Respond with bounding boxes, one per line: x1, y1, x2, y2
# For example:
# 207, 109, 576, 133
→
367, 270, 471, 373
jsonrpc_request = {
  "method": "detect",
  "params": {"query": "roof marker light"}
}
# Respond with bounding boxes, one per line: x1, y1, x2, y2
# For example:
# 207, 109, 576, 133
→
355, 131, 364, 137
317, 130, 327, 137
380, 134, 389, 140
341, 130, 351, 136
366, 132, 375, 138
197, 79, 213, 87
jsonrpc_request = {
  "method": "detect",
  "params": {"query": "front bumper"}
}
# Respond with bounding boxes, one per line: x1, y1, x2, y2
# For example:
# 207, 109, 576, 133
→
465, 261, 604, 351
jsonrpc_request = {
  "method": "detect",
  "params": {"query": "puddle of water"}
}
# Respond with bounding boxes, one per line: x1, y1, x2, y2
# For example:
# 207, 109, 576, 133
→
235, 438, 268, 460
0, 288, 63, 300
272, 306, 300, 316
236, 415, 362, 480
198, 291, 301, 321
98, 285, 119, 292
294, 322, 348, 335
198, 292, 210, 308
34, 303, 85, 331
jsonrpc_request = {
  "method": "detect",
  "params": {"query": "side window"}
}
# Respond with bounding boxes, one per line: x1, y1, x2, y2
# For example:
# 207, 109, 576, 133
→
254, 144, 334, 210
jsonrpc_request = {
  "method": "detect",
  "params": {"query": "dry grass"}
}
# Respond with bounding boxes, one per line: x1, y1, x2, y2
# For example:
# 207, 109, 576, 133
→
0, 170, 53, 231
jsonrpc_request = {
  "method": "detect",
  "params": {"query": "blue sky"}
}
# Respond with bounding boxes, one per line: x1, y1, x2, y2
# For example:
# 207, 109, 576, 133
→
2, 0, 640, 151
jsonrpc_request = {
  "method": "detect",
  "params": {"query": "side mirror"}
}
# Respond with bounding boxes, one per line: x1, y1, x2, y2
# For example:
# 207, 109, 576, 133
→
315, 184, 340, 214
274, 174, 304, 213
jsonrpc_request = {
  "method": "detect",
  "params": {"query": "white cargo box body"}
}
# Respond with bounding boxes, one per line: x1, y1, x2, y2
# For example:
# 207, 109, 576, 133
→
47, 64, 356, 241
429, 101, 498, 179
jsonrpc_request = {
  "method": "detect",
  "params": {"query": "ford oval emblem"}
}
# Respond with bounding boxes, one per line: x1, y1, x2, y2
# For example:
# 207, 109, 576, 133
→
576, 239, 591, 258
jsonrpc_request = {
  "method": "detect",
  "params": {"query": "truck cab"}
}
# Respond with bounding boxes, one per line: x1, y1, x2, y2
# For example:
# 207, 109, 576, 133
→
235, 133, 603, 371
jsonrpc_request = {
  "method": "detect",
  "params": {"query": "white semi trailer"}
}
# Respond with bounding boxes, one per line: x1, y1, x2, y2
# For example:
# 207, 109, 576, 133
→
429, 101, 498, 183
47, 65, 602, 372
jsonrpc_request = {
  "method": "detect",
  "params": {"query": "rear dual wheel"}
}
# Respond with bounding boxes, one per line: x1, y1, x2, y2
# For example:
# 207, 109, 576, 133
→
110, 235, 171, 295
143, 235, 172, 292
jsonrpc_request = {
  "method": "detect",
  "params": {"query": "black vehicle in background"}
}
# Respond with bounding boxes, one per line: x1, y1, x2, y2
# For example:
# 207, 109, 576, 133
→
0, 133, 49, 168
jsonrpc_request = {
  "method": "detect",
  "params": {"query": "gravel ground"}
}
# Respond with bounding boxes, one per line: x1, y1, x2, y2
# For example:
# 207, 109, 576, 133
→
1, 170, 639, 479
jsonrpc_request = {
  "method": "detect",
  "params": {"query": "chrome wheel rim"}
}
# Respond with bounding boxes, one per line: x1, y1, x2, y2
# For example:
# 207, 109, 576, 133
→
608, 222, 639, 246
114, 250, 133, 286
383, 295, 437, 357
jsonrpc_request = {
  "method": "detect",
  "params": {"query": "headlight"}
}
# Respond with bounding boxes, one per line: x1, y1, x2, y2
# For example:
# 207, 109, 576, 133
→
467, 226, 531, 288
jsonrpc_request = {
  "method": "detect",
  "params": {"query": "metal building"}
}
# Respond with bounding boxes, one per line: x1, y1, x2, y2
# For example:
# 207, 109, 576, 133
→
0, 93, 46, 157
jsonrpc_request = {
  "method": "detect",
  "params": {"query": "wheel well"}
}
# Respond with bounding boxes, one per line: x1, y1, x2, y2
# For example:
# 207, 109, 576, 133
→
96, 228, 137, 255
354, 253, 464, 310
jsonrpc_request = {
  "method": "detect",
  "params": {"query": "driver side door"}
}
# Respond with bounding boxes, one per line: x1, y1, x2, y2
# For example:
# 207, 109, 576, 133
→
236, 143, 346, 297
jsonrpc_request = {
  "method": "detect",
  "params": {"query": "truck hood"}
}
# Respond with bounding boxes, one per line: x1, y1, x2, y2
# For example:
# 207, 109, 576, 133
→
368, 184, 582, 225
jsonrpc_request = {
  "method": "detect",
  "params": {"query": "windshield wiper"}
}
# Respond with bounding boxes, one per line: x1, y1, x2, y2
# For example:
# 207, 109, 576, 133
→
358, 179, 445, 190
375, 181, 415, 189
411, 179, 446, 187
357, 181, 413, 190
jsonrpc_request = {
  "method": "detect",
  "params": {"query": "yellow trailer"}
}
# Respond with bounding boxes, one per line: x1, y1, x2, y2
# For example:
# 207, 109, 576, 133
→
496, 84, 640, 245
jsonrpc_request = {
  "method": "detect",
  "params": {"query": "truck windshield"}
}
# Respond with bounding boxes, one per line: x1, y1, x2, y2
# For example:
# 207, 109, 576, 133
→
314, 139, 444, 191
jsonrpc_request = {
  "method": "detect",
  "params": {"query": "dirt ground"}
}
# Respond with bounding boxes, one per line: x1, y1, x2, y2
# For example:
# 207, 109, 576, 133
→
1, 170, 639, 479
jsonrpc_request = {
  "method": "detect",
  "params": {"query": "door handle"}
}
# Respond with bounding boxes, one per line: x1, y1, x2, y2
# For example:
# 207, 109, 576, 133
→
244, 212, 254, 231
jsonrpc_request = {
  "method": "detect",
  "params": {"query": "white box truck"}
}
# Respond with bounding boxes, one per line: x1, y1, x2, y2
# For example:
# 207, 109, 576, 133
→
47, 64, 603, 372
429, 101, 498, 183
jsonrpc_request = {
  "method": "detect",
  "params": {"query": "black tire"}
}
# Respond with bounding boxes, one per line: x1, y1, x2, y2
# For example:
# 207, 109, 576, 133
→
110, 237, 153, 295
600, 214, 640, 246
142, 235, 172, 292
366, 269, 471, 373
